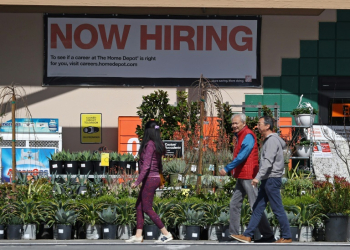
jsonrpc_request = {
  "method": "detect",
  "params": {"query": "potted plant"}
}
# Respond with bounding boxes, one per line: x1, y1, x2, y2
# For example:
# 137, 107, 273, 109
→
216, 211, 230, 241
297, 204, 326, 242
183, 209, 205, 240
290, 106, 318, 126
91, 152, 104, 175
314, 175, 348, 242
12, 200, 42, 240
47, 151, 64, 175
126, 153, 137, 175
163, 158, 186, 186
116, 203, 136, 240
77, 203, 104, 239
204, 204, 227, 241
284, 205, 300, 241
6, 215, 23, 240
76, 172, 90, 195
295, 140, 312, 157
54, 208, 78, 240
98, 206, 118, 239
78, 151, 94, 175
143, 202, 172, 240
65, 151, 79, 175
0, 205, 8, 239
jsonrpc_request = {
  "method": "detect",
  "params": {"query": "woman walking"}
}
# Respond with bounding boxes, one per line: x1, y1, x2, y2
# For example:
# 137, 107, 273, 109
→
126, 120, 173, 243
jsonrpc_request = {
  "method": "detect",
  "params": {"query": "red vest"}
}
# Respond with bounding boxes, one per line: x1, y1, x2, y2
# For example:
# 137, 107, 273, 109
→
231, 126, 259, 179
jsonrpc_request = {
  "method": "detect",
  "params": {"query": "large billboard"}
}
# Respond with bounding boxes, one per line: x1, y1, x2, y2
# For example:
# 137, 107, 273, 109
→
44, 14, 261, 87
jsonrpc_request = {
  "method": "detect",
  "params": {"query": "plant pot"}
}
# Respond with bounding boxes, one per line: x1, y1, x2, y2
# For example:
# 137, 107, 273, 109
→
37, 223, 53, 239
119, 161, 136, 175
117, 225, 132, 240
102, 224, 117, 239
221, 225, 230, 241
0, 225, 4, 239
77, 186, 88, 195
79, 161, 93, 175
313, 227, 325, 241
325, 215, 349, 242
7, 225, 23, 240
49, 160, 64, 175
57, 224, 72, 240
109, 161, 120, 174
298, 114, 315, 127
178, 225, 186, 240
295, 145, 312, 157
22, 224, 36, 240
299, 226, 313, 242
92, 161, 107, 175
86, 224, 102, 239
65, 161, 78, 175
185, 225, 201, 240
208, 225, 222, 241
143, 224, 160, 240
290, 226, 299, 241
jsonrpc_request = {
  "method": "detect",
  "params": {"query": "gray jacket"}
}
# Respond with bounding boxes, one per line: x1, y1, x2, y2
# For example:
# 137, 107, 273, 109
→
255, 133, 286, 181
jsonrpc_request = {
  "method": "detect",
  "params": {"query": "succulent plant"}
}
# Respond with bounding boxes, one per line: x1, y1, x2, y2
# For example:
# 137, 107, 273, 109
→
98, 206, 118, 224
54, 208, 78, 225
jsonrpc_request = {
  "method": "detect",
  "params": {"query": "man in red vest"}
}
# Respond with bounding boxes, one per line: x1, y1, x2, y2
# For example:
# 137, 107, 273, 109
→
219, 113, 274, 242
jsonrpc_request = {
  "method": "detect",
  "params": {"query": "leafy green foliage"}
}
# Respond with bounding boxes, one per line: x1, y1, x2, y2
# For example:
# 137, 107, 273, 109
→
291, 107, 318, 115
98, 206, 118, 224
55, 208, 78, 225
116, 203, 136, 226
182, 209, 205, 226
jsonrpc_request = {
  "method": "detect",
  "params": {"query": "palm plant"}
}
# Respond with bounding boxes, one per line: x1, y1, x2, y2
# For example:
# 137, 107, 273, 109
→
98, 206, 118, 224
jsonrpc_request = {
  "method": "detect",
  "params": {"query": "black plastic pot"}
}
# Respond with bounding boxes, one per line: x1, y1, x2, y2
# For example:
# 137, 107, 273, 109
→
0, 225, 4, 239
49, 160, 64, 175
185, 225, 201, 240
7, 225, 22, 240
92, 161, 107, 175
77, 186, 88, 195
144, 224, 160, 240
325, 215, 349, 242
37, 223, 53, 239
79, 161, 93, 175
102, 224, 117, 239
290, 226, 299, 241
221, 225, 230, 241
57, 224, 72, 240
64, 161, 78, 175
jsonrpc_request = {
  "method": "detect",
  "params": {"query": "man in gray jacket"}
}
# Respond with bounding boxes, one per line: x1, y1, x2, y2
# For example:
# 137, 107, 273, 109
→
232, 116, 292, 243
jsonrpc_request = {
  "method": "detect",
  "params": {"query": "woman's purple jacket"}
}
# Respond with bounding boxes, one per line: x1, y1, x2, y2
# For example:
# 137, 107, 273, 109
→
134, 140, 162, 186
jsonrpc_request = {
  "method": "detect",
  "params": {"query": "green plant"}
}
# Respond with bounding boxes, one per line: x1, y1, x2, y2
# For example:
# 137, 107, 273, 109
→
77, 202, 104, 226
163, 158, 186, 175
97, 206, 118, 224
314, 175, 350, 215
77, 173, 90, 187
297, 203, 326, 228
7, 215, 23, 225
240, 199, 251, 226
216, 211, 230, 226
204, 204, 228, 225
168, 202, 204, 226
119, 153, 129, 162
284, 205, 300, 227
296, 140, 311, 146
291, 107, 318, 116
116, 203, 136, 226
0, 205, 8, 225
110, 152, 120, 161
182, 209, 205, 226
47, 152, 60, 161
16, 172, 29, 185
12, 200, 44, 224
216, 149, 232, 165
91, 152, 101, 161
79, 151, 92, 161
55, 208, 78, 225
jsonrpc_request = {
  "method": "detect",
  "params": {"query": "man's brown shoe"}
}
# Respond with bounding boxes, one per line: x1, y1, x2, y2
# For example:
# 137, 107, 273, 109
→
231, 234, 251, 243
275, 238, 292, 243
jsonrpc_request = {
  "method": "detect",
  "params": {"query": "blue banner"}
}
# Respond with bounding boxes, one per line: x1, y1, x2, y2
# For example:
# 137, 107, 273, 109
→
1, 148, 55, 182
0, 118, 59, 133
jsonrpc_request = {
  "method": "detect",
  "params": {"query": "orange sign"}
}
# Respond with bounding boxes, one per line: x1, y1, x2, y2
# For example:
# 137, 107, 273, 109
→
332, 103, 350, 117
118, 116, 142, 156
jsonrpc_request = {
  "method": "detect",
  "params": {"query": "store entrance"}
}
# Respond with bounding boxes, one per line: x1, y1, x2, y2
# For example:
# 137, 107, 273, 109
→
318, 76, 350, 125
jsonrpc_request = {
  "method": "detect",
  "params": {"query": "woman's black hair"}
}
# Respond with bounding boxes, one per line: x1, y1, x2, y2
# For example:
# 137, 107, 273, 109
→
138, 120, 165, 156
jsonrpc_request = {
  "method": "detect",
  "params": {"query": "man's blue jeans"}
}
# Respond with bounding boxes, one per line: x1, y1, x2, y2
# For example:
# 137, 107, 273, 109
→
243, 177, 291, 239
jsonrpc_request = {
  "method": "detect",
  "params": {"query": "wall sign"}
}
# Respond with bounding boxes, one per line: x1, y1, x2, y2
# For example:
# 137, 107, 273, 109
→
44, 14, 261, 87
163, 140, 184, 158
81, 113, 102, 144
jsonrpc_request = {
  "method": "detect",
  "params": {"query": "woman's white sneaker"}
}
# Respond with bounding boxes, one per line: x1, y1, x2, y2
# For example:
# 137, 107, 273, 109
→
155, 233, 173, 243
125, 235, 143, 243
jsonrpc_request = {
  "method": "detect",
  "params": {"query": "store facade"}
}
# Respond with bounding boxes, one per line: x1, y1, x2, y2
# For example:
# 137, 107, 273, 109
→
0, 3, 348, 151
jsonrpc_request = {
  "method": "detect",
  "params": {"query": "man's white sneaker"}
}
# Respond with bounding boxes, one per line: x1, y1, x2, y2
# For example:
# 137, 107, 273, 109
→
125, 235, 143, 243
155, 233, 173, 243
